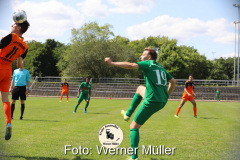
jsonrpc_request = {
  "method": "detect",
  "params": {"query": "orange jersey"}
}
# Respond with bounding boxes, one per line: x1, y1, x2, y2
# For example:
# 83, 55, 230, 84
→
182, 80, 194, 97
61, 83, 69, 91
0, 33, 28, 69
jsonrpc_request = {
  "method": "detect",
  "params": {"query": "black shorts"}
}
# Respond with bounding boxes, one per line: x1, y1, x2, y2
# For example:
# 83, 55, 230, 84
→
12, 86, 27, 100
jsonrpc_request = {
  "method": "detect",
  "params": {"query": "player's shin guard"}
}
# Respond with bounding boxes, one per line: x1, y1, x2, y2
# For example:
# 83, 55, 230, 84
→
130, 128, 139, 159
193, 107, 197, 116
11, 104, 15, 118
126, 93, 142, 117
21, 104, 25, 118
4, 102, 11, 125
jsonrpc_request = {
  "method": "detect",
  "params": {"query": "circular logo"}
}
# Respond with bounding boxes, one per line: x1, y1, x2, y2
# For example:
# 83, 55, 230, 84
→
98, 124, 123, 148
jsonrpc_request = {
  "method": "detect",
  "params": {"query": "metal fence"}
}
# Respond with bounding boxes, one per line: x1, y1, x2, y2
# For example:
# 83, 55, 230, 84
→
28, 77, 240, 101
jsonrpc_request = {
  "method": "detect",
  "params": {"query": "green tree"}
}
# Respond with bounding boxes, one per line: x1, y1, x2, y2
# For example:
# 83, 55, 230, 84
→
66, 22, 137, 78
208, 58, 228, 80
32, 39, 63, 76
24, 40, 43, 74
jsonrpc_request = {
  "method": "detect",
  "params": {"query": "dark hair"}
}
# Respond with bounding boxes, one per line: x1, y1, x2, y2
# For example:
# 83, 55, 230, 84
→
17, 20, 30, 34
144, 47, 157, 60
189, 74, 194, 78
86, 76, 91, 80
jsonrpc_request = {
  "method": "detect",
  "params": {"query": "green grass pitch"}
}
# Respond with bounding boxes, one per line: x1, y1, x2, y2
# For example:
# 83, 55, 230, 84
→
0, 97, 239, 160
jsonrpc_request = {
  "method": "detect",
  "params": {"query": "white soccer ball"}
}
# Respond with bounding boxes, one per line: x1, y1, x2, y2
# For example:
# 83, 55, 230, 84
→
12, 9, 27, 23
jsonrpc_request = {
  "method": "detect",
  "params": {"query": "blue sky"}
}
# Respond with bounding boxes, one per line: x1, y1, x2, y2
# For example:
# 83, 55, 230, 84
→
0, 0, 239, 60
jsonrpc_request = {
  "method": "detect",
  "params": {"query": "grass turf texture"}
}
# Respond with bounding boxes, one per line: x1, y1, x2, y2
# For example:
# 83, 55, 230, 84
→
0, 97, 239, 160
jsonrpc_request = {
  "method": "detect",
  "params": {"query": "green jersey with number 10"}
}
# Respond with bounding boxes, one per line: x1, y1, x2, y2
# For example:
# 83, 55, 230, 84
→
137, 60, 173, 103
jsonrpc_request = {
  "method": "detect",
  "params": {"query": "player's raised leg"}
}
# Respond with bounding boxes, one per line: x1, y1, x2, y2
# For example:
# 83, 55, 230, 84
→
121, 86, 145, 121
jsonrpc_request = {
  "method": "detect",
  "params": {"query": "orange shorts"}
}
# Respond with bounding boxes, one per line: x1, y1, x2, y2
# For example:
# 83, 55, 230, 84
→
182, 95, 194, 101
61, 90, 69, 95
0, 69, 12, 92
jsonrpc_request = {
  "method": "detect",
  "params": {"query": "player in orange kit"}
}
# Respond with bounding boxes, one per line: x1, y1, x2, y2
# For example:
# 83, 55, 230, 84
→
174, 74, 197, 118
0, 20, 30, 140
60, 79, 69, 102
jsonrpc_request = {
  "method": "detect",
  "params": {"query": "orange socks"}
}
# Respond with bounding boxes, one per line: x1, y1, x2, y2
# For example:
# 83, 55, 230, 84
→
193, 107, 197, 116
3, 102, 11, 126
67, 96, 69, 101
176, 107, 181, 115
60, 95, 63, 101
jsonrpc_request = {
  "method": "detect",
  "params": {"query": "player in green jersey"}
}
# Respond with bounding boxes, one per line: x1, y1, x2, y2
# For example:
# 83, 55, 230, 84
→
105, 48, 176, 160
216, 89, 220, 103
73, 77, 92, 113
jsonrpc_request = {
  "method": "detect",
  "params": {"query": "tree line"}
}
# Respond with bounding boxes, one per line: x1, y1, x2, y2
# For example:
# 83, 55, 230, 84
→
13, 22, 237, 80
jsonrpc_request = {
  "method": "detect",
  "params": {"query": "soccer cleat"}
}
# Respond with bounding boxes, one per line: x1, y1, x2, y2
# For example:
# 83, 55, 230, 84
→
60, 100, 62, 102
174, 115, 179, 118
20, 117, 23, 120
73, 111, 76, 113
194, 116, 198, 118
5, 123, 12, 140
121, 110, 130, 122
84, 109, 87, 113
67, 101, 68, 102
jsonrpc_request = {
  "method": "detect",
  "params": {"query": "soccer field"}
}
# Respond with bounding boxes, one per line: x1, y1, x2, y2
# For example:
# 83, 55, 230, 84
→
0, 97, 239, 160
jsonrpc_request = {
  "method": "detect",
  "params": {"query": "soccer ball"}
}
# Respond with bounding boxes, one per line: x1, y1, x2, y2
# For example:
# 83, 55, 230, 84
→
12, 9, 27, 23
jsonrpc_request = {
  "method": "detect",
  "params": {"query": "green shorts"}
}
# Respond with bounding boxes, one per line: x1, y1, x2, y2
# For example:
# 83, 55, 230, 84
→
78, 94, 89, 104
134, 101, 167, 125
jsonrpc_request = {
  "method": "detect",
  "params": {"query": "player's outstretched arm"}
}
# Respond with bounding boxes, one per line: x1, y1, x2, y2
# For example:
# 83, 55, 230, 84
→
105, 57, 139, 69
168, 78, 176, 95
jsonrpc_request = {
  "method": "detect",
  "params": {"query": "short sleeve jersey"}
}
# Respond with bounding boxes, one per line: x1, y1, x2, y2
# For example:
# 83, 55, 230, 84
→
183, 81, 194, 96
12, 68, 31, 86
80, 82, 92, 95
137, 60, 173, 103
0, 33, 28, 69
61, 83, 69, 91
216, 91, 220, 96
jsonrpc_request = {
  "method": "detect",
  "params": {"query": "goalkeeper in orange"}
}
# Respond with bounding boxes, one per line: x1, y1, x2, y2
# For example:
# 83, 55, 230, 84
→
60, 79, 69, 102
175, 74, 197, 118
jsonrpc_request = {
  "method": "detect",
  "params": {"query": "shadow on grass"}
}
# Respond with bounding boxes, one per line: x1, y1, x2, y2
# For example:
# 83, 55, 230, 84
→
86, 113, 109, 115
199, 117, 219, 119
21, 119, 60, 122
0, 155, 94, 160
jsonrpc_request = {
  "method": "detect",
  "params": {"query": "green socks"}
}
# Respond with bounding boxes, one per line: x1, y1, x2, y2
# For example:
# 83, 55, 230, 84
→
126, 93, 142, 117
85, 103, 89, 110
130, 128, 139, 159
74, 104, 79, 112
